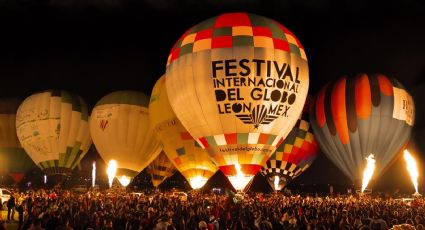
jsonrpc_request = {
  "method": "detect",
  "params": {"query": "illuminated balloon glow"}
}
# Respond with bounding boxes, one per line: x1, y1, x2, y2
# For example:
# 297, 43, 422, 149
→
310, 74, 415, 184
107, 159, 117, 188
261, 97, 318, 191
227, 163, 253, 191
16, 90, 92, 178
361, 154, 376, 193
403, 150, 419, 194
274, 176, 280, 191
149, 76, 217, 189
90, 91, 162, 181
117, 175, 131, 187
0, 98, 35, 183
189, 176, 209, 189
147, 151, 176, 188
166, 13, 309, 191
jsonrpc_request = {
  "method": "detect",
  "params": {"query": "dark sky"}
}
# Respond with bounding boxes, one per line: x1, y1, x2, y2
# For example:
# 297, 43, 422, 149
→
1, 0, 425, 191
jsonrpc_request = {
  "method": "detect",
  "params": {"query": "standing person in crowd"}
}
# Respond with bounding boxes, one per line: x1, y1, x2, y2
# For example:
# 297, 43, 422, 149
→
7, 193, 16, 222
16, 200, 25, 229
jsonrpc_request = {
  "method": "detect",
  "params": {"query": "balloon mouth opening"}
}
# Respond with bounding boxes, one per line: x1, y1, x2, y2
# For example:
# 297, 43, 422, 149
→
228, 175, 254, 191
267, 175, 288, 191
274, 176, 282, 191
117, 175, 132, 187
189, 176, 208, 189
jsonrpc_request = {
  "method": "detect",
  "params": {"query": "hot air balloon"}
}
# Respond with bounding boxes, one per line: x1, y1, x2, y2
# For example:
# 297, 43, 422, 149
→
0, 98, 35, 184
310, 74, 415, 184
90, 91, 161, 184
165, 12, 309, 190
15, 90, 92, 183
149, 76, 218, 189
261, 97, 318, 191
147, 151, 176, 188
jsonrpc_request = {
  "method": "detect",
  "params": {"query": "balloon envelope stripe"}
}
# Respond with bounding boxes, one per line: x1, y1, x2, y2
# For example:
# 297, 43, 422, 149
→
220, 164, 261, 176
331, 78, 349, 145
167, 13, 306, 66
196, 132, 279, 147
355, 74, 372, 120
377, 74, 394, 96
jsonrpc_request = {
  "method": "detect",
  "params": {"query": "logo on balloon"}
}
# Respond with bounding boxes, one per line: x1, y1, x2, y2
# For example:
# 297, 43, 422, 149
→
212, 59, 300, 128
99, 119, 109, 131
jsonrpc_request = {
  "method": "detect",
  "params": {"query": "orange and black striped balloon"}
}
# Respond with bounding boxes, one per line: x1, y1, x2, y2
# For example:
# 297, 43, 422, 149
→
310, 74, 415, 182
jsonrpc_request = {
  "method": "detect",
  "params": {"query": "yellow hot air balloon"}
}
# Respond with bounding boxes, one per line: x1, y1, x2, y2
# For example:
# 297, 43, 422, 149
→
165, 13, 309, 190
0, 98, 35, 184
147, 151, 176, 188
90, 91, 161, 181
15, 90, 92, 182
149, 76, 218, 189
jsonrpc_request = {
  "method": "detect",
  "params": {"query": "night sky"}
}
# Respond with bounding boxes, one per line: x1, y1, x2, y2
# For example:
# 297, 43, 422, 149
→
1, 0, 425, 192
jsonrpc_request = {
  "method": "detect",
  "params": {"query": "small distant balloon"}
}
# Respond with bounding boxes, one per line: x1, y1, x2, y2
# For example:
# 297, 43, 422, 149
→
261, 97, 318, 191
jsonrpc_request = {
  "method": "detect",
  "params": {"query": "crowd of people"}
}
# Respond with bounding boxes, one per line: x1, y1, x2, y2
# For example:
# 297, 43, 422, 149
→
0, 187, 424, 230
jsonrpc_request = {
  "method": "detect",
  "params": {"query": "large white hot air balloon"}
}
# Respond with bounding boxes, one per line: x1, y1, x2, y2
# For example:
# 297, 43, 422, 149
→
165, 12, 309, 190
16, 90, 92, 183
90, 91, 161, 182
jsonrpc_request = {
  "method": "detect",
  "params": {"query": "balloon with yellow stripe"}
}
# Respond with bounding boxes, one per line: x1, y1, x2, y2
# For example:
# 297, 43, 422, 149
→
149, 75, 218, 189
147, 151, 176, 188
16, 90, 92, 183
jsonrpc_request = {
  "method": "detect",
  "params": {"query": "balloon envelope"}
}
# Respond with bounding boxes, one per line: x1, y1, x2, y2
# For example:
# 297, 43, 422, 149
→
147, 151, 176, 188
149, 75, 218, 189
16, 90, 92, 176
310, 74, 415, 182
0, 98, 35, 183
261, 97, 318, 191
90, 91, 161, 179
165, 12, 309, 190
